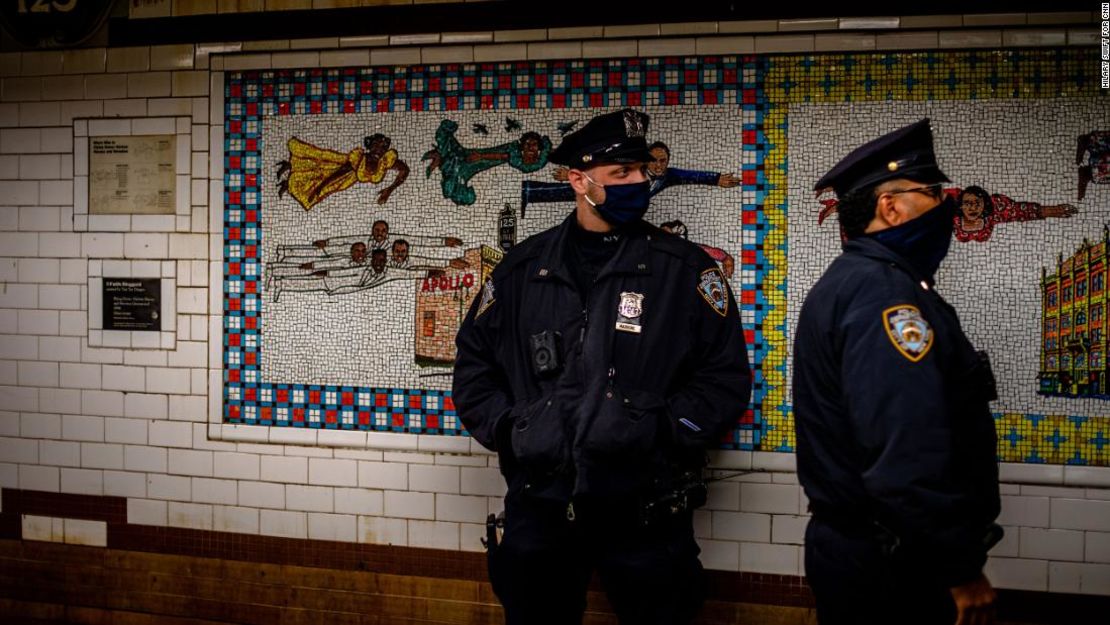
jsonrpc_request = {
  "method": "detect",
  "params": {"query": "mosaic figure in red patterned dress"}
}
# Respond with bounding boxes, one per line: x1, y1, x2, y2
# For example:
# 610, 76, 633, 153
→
950, 186, 1077, 243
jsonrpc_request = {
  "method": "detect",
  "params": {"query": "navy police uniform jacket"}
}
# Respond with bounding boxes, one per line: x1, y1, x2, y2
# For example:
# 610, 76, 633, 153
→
792, 237, 1001, 587
453, 213, 752, 502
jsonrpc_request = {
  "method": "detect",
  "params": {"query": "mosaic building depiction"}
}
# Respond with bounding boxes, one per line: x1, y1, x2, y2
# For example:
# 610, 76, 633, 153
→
222, 47, 1110, 466
1040, 227, 1110, 399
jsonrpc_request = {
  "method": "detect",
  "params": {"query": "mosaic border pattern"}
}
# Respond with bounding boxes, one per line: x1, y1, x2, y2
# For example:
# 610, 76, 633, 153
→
223, 57, 769, 448
764, 47, 1110, 465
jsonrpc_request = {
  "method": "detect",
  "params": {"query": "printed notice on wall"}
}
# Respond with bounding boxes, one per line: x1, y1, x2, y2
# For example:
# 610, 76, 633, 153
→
89, 135, 176, 215
103, 278, 162, 331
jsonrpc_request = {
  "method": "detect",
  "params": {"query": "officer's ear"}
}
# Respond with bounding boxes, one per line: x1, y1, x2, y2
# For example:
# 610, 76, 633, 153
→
566, 168, 591, 196
872, 183, 906, 229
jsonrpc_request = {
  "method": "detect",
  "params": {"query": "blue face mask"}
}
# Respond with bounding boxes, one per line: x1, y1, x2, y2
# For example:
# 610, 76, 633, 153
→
582, 173, 651, 226
867, 196, 956, 279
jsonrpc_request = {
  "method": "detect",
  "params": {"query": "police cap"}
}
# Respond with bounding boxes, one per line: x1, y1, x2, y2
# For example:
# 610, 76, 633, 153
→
549, 108, 653, 167
814, 118, 949, 197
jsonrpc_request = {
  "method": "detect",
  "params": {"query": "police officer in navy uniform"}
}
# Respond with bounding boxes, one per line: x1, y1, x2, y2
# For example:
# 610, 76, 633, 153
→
453, 109, 752, 625
793, 119, 1002, 625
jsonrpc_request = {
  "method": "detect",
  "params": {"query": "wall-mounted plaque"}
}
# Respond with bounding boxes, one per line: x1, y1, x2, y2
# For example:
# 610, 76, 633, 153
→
103, 278, 162, 331
89, 135, 176, 215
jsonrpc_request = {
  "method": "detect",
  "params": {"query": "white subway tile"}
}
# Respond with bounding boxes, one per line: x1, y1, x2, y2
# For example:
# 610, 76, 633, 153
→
261, 455, 308, 484
128, 498, 167, 526
146, 473, 190, 501
712, 511, 771, 542
63, 518, 107, 546
101, 365, 145, 392
21, 514, 58, 542
81, 390, 124, 417
259, 510, 306, 539
81, 442, 124, 470
1086, 531, 1110, 563
123, 233, 168, 258
334, 487, 383, 516
459, 467, 504, 497
985, 557, 1048, 591
146, 368, 190, 394
167, 501, 212, 530
40, 440, 79, 467
60, 467, 103, 495
1, 128, 41, 153
61, 414, 104, 442
213, 505, 258, 534
39, 233, 80, 258
39, 382, 79, 413
38, 285, 79, 310
435, 493, 487, 524
771, 514, 809, 545
19, 155, 60, 180
124, 393, 168, 420
308, 512, 357, 542
308, 458, 357, 487
19, 465, 59, 491
189, 477, 237, 505
167, 449, 213, 476
18, 361, 58, 386
168, 395, 205, 422
149, 420, 192, 448
1019, 527, 1084, 561
286, 484, 334, 512
18, 205, 59, 231
697, 538, 739, 572
740, 483, 801, 514
124, 445, 166, 473
358, 515, 407, 546
409, 464, 459, 494
999, 495, 1051, 527
18, 258, 59, 283
19, 412, 58, 439
213, 452, 259, 480
103, 470, 147, 498
408, 520, 460, 550
384, 490, 435, 520
53, 315, 84, 342
357, 460, 408, 490
0, 235, 37, 260
39, 336, 80, 363
0, 385, 36, 411
0, 413, 16, 437
1051, 499, 1110, 531
0, 334, 38, 360
239, 480, 285, 509
740, 542, 800, 576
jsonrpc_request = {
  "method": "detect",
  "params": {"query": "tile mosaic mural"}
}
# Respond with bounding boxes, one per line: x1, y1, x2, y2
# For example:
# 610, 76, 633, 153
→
223, 48, 1109, 464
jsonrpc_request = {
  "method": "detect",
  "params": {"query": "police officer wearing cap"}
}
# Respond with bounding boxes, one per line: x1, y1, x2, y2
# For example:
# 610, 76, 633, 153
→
453, 108, 751, 625
793, 119, 1002, 625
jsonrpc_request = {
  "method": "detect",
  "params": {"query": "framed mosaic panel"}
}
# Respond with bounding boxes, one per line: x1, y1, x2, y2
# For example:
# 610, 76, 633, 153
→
221, 57, 769, 450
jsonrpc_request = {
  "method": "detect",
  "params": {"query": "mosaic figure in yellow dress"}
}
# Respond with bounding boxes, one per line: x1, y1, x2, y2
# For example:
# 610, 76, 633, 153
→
276, 133, 410, 210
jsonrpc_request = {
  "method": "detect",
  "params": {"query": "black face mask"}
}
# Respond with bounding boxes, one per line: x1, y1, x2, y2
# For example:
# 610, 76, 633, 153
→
866, 196, 956, 279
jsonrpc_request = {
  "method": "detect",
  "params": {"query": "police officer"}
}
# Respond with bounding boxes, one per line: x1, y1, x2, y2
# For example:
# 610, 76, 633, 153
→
453, 109, 751, 625
793, 119, 1002, 625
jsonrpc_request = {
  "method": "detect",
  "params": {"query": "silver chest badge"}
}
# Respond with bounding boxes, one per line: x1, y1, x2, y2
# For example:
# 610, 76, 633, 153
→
616, 291, 644, 334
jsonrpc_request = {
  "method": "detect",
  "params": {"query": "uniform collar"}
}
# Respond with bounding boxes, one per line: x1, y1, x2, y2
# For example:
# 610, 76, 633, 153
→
842, 236, 935, 290
531, 212, 653, 284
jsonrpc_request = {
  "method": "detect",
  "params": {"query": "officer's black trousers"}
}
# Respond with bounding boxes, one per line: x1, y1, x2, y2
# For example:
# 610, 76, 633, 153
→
489, 492, 704, 625
804, 518, 958, 625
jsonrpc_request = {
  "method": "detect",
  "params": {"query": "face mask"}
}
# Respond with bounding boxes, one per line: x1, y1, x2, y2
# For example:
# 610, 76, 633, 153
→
581, 173, 651, 226
867, 196, 956, 278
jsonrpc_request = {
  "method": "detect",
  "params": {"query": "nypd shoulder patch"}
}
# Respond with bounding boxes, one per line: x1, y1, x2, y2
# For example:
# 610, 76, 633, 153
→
475, 279, 496, 319
697, 268, 729, 317
882, 304, 934, 362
